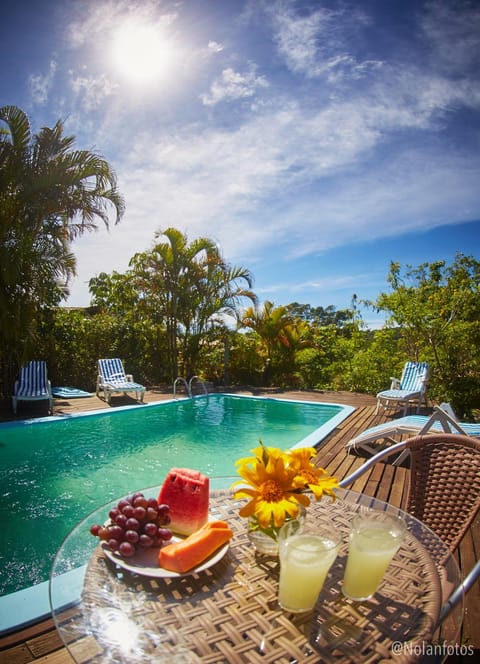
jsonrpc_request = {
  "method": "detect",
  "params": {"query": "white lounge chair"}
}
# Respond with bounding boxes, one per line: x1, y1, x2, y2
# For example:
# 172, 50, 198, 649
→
376, 361, 429, 415
346, 403, 480, 456
12, 361, 53, 414
96, 358, 145, 404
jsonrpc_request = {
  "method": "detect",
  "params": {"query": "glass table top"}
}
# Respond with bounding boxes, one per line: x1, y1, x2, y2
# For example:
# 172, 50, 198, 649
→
49, 481, 463, 663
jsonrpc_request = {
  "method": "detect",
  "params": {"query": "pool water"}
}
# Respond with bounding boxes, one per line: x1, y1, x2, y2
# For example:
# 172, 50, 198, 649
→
0, 394, 352, 597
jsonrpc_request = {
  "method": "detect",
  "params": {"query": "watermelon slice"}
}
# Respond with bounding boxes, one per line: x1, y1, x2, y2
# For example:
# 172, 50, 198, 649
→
158, 468, 210, 535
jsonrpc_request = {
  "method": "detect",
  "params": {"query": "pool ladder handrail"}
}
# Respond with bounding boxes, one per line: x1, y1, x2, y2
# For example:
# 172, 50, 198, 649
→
173, 376, 208, 399
173, 377, 190, 399
189, 375, 208, 397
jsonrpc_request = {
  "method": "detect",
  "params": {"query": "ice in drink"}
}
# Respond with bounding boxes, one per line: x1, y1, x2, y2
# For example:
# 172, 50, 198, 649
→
342, 512, 406, 601
278, 522, 340, 613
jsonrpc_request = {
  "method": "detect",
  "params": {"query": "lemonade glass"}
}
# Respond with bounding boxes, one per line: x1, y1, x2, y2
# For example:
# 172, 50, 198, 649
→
342, 512, 407, 601
278, 520, 341, 613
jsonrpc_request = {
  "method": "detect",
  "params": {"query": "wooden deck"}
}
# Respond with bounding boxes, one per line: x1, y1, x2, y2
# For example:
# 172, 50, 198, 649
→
1, 388, 478, 662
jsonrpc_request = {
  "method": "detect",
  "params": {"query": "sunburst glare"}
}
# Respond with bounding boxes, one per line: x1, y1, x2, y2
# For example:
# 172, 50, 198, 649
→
110, 20, 177, 84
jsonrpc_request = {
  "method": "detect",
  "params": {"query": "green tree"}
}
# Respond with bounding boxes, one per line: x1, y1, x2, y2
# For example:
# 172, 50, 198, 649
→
373, 254, 480, 415
286, 302, 351, 327
240, 301, 310, 385
129, 228, 256, 381
0, 105, 125, 391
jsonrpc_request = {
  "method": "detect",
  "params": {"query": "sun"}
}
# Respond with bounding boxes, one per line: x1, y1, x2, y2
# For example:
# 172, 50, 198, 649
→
110, 20, 176, 84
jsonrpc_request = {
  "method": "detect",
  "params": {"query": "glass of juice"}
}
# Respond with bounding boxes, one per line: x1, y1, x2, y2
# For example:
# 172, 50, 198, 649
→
342, 511, 407, 601
278, 519, 341, 613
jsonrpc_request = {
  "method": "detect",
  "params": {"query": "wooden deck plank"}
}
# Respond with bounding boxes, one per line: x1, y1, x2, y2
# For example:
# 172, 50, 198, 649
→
458, 519, 480, 649
1, 388, 478, 661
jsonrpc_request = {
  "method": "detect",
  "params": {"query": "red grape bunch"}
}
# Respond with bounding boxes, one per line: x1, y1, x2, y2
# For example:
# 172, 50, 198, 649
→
90, 492, 173, 558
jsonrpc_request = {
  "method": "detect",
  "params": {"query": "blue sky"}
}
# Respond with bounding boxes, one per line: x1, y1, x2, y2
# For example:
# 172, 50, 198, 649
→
2, 0, 480, 327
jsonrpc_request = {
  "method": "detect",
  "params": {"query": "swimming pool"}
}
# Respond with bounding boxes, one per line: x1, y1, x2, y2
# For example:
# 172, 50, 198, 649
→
0, 394, 353, 605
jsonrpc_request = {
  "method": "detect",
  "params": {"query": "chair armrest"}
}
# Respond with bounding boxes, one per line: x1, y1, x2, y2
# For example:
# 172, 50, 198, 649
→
389, 377, 401, 389
126, 374, 133, 381
108, 372, 126, 380
439, 560, 480, 624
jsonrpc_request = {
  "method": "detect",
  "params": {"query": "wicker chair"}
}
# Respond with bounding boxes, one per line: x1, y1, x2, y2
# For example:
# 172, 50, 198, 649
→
340, 433, 480, 552
340, 433, 480, 622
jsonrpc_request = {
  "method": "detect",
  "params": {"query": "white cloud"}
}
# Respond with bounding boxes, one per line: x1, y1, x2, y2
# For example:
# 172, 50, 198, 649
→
256, 274, 363, 295
29, 60, 57, 105
208, 41, 224, 53
65, 73, 480, 306
201, 66, 269, 106
60, 0, 480, 308
70, 74, 120, 110
266, 0, 381, 81
420, 0, 480, 75
67, 0, 175, 49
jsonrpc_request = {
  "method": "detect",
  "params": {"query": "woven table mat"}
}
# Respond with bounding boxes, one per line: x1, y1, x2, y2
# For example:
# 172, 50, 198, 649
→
82, 492, 441, 663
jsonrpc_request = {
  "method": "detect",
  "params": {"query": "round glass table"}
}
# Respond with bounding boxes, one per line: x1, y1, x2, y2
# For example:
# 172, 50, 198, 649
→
50, 481, 463, 663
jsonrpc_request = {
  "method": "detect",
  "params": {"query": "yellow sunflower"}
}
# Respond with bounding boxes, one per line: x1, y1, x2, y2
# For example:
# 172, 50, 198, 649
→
289, 447, 339, 500
232, 445, 309, 528
232, 442, 339, 530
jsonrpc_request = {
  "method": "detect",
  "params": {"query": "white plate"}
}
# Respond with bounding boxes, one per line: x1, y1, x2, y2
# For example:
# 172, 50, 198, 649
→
102, 536, 229, 578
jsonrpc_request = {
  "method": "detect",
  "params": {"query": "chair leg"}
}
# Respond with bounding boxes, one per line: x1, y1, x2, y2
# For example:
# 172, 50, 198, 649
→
392, 449, 410, 466
12, 397, 17, 414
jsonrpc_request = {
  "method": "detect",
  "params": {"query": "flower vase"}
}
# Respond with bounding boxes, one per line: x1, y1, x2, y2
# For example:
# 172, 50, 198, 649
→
247, 506, 306, 556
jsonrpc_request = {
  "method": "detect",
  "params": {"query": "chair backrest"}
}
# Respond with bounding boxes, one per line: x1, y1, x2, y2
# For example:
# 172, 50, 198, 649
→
400, 361, 429, 392
17, 361, 48, 395
405, 433, 480, 552
340, 432, 480, 554
98, 358, 126, 381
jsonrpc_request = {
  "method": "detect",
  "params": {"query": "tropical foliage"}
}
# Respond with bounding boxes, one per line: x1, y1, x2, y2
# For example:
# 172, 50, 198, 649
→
0, 105, 124, 388
372, 254, 480, 414
90, 228, 257, 382
240, 301, 310, 386
1, 108, 479, 417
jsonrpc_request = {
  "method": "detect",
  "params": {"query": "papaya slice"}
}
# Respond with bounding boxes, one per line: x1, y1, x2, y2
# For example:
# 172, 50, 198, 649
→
159, 520, 233, 573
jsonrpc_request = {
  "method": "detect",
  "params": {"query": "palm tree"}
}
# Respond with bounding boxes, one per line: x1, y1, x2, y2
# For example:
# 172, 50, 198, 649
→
0, 105, 125, 390
241, 301, 309, 385
129, 228, 256, 381
241, 301, 295, 360
181, 254, 257, 378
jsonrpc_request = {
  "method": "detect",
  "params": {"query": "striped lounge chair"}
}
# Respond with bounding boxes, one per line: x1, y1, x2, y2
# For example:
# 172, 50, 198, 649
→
96, 358, 145, 404
376, 361, 429, 415
346, 403, 480, 456
12, 360, 53, 414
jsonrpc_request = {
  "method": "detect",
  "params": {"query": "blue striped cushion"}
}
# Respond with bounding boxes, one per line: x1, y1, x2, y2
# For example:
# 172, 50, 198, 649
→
379, 389, 423, 400
108, 380, 145, 390
99, 358, 127, 381
400, 362, 429, 391
16, 361, 50, 397
98, 359, 145, 391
